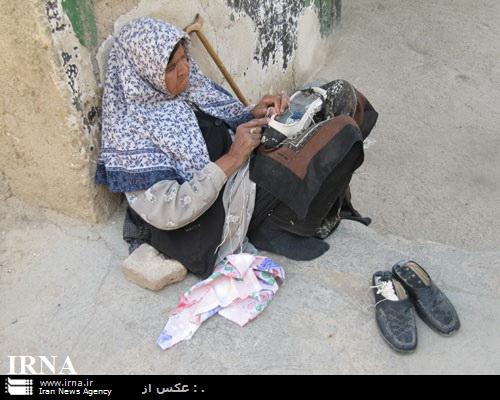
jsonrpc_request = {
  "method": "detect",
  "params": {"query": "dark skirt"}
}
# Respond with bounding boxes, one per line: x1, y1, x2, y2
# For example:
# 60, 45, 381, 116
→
248, 80, 378, 238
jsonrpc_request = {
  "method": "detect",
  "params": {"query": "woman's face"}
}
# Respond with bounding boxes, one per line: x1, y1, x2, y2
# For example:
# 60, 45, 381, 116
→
164, 44, 190, 96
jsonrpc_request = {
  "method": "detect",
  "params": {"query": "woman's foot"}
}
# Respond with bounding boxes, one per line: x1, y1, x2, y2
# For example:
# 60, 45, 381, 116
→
249, 220, 329, 261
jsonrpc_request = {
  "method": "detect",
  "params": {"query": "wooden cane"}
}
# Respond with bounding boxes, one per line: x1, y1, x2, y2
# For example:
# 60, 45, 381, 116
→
184, 14, 250, 106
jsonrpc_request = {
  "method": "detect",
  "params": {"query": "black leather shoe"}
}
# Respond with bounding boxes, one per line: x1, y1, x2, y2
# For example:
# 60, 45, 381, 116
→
371, 271, 418, 353
392, 260, 461, 336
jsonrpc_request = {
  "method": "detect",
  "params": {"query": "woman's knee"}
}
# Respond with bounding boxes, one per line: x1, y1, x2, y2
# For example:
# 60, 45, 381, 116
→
322, 79, 357, 118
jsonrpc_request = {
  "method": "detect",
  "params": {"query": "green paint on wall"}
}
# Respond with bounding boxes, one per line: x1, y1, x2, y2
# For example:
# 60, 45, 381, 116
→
61, 0, 98, 47
304, 0, 341, 36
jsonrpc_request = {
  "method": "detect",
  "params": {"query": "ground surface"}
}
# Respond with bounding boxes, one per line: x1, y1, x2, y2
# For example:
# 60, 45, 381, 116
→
1, 0, 499, 374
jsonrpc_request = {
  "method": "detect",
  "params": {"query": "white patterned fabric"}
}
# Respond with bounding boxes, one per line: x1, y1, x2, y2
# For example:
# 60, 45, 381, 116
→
157, 253, 285, 350
95, 17, 253, 192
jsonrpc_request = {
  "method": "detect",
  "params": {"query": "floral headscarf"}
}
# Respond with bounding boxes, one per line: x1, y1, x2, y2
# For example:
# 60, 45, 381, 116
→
95, 17, 252, 192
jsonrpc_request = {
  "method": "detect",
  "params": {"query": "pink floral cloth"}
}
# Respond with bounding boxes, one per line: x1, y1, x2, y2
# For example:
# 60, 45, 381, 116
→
157, 254, 285, 349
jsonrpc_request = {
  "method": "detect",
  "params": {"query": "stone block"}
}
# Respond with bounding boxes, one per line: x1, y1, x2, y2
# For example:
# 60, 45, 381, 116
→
122, 243, 187, 291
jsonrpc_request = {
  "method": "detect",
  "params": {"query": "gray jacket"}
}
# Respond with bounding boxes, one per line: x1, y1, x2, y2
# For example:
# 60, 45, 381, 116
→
125, 160, 256, 264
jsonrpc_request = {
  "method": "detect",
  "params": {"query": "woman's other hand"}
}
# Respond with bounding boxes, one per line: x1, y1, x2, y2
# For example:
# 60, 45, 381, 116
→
230, 118, 270, 161
215, 118, 269, 177
251, 92, 290, 119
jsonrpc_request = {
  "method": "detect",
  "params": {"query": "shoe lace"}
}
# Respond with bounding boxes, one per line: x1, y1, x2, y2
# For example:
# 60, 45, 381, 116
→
370, 278, 399, 306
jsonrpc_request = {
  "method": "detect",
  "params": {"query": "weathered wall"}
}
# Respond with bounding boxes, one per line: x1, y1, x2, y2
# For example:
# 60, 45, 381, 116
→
0, 0, 341, 221
96, 0, 341, 102
0, 0, 118, 221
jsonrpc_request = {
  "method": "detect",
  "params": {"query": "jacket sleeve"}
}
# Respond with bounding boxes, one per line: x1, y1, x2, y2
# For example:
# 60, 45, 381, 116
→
125, 162, 227, 230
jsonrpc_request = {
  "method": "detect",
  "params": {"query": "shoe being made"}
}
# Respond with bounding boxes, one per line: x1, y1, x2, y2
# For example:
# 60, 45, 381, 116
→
260, 87, 327, 149
371, 271, 418, 353
392, 260, 461, 336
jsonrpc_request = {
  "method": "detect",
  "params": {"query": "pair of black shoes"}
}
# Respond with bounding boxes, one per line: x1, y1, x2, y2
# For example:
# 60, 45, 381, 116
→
371, 260, 461, 353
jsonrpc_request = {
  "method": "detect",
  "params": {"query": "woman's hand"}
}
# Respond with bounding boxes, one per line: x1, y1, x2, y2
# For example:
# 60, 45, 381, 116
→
251, 92, 290, 119
215, 118, 269, 177
229, 118, 270, 162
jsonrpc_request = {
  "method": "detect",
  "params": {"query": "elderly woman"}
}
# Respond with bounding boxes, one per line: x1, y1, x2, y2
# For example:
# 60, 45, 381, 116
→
96, 17, 373, 278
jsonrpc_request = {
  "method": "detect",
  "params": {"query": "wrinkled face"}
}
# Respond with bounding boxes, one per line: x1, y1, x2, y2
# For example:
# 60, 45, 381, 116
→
164, 43, 190, 96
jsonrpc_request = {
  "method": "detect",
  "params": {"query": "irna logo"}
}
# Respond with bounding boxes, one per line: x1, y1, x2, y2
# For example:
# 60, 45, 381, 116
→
8, 356, 77, 375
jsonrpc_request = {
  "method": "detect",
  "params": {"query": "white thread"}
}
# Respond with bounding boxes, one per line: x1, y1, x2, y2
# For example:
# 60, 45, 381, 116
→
213, 172, 238, 257
213, 161, 250, 257
236, 162, 250, 254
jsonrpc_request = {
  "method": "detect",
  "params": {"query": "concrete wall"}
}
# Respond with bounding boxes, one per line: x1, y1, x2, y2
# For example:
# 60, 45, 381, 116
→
0, 0, 118, 221
0, 0, 341, 222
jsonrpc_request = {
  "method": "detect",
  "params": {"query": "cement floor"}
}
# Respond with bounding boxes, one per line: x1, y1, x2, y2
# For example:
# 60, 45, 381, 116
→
1, 0, 499, 374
